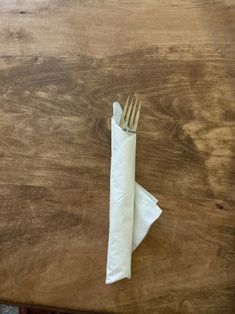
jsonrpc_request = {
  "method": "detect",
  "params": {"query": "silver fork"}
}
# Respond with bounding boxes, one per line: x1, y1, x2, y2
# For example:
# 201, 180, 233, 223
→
119, 96, 142, 132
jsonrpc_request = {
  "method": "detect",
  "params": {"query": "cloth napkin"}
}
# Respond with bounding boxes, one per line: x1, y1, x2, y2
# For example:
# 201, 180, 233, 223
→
106, 102, 162, 284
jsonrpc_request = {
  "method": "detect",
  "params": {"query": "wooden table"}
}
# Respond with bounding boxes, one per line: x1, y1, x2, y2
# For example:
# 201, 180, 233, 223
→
0, 1, 234, 313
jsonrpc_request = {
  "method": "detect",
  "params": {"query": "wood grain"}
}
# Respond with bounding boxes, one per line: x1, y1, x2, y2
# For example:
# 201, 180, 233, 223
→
0, 1, 235, 313
0, 0, 234, 59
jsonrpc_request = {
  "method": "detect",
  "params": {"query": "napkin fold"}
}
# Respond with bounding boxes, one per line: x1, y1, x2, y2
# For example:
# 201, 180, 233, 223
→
106, 102, 162, 284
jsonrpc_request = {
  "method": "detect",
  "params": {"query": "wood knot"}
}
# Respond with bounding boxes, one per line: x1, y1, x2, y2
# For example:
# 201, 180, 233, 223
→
216, 203, 224, 210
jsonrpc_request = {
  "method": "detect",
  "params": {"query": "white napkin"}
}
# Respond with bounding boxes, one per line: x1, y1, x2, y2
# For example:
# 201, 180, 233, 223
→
106, 102, 162, 284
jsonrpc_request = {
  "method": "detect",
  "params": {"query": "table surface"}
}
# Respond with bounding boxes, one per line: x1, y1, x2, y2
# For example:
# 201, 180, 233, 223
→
0, 1, 234, 313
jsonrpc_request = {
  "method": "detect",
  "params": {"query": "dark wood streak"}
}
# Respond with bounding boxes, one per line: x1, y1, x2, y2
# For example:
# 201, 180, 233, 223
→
0, 0, 235, 313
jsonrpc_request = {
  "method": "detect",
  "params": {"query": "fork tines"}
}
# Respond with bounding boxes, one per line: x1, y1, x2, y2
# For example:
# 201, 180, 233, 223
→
119, 96, 142, 132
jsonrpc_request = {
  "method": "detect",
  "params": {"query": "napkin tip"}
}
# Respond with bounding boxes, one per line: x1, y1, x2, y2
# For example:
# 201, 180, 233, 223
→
105, 276, 131, 285
112, 101, 122, 125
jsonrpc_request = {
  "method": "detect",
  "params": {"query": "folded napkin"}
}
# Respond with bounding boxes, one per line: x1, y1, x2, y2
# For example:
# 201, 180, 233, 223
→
106, 102, 162, 284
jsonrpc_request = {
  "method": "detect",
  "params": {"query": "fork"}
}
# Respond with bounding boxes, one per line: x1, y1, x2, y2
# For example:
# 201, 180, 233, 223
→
119, 96, 142, 132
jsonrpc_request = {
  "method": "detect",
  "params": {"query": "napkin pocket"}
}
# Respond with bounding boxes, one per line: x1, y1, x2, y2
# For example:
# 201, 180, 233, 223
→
106, 102, 162, 284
